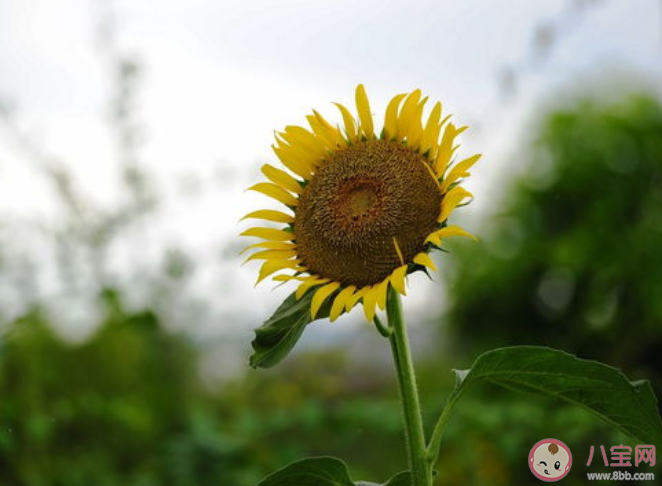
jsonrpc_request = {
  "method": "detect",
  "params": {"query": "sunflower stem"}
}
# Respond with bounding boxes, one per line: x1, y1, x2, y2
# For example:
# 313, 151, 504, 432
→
373, 315, 393, 338
426, 385, 466, 468
386, 288, 431, 486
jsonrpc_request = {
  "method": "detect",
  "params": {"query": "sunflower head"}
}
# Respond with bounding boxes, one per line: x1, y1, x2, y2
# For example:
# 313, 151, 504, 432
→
241, 85, 480, 323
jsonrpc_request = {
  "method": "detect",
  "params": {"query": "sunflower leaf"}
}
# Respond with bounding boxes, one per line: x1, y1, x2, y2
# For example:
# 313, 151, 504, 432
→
430, 346, 662, 462
249, 290, 334, 369
355, 471, 412, 486
256, 456, 409, 486
257, 456, 354, 486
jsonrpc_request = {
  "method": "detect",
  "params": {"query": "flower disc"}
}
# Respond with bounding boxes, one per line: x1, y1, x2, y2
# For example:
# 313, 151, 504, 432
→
295, 139, 441, 287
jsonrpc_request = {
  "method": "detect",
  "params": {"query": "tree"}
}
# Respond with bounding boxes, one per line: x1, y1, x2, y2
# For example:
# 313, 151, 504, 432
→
445, 94, 662, 384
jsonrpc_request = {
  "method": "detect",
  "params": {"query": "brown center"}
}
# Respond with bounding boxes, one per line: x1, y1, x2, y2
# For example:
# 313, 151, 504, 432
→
345, 184, 378, 219
294, 139, 442, 287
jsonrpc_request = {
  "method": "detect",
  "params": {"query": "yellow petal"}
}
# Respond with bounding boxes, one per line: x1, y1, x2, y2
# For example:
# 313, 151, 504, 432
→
272, 143, 313, 179
283, 125, 325, 153
435, 124, 468, 175
248, 182, 299, 207
421, 102, 442, 154
425, 225, 477, 246
243, 249, 297, 264
440, 154, 482, 193
424, 233, 438, 247
383, 93, 407, 139
346, 286, 370, 311
257, 259, 304, 284
413, 252, 437, 272
261, 164, 302, 194
239, 240, 296, 255
275, 131, 317, 162
272, 274, 308, 282
397, 89, 422, 139
362, 286, 380, 322
376, 278, 390, 311
392, 237, 405, 266
313, 110, 344, 145
421, 159, 441, 188
355, 84, 374, 138
429, 114, 452, 160
435, 123, 457, 175
407, 97, 428, 149
311, 282, 341, 319
277, 135, 325, 171
296, 277, 329, 299
307, 114, 339, 149
240, 227, 294, 242
333, 102, 357, 140
329, 285, 356, 322
438, 186, 473, 223
241, 209, 294, 224
390, 265, 408, 296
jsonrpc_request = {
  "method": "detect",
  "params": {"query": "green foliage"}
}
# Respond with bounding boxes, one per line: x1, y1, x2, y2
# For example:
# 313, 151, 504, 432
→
250, 289, 344, 369
251, 291, 319, 369
0, 293, 409, 486
356, 471, 412, 486
433, 346, 662, 451
0, 292, 197, 485
253, 299, 662, 483
257, 457, 355, 486
446, 95, 662, 378
0, 289, 653, 486
255, 456, 411, 486
437, 93, 662, 485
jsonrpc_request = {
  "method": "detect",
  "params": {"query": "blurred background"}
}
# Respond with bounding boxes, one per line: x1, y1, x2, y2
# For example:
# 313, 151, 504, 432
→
1, 0, 661, 485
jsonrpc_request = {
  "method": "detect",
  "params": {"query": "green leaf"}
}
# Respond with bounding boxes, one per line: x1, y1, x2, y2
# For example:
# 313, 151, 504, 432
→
257, 456, 354, 486
249, 290, 334, 369
355, 471, 411, 486
452, 346, 662, 447
257, 457, 410, 486
381, 471, 412, 486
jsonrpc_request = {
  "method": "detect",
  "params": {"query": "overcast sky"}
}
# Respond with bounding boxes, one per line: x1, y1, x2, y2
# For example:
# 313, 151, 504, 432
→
1, 0, 661, 349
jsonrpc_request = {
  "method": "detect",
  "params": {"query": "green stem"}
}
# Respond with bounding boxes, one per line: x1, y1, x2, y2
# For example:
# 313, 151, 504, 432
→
386, 289, 431, 486
426, 385, 467, 468
373, 315, 393, 338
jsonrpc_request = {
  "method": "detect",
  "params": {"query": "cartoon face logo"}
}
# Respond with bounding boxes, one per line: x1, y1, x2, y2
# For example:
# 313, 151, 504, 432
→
529, 438, 572, 482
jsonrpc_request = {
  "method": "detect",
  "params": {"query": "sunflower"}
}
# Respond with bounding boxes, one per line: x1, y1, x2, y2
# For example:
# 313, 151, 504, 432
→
241, 85, 480, 323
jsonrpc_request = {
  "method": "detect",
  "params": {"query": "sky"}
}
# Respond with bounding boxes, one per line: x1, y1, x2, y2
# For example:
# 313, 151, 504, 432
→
0, 0, 661, 359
